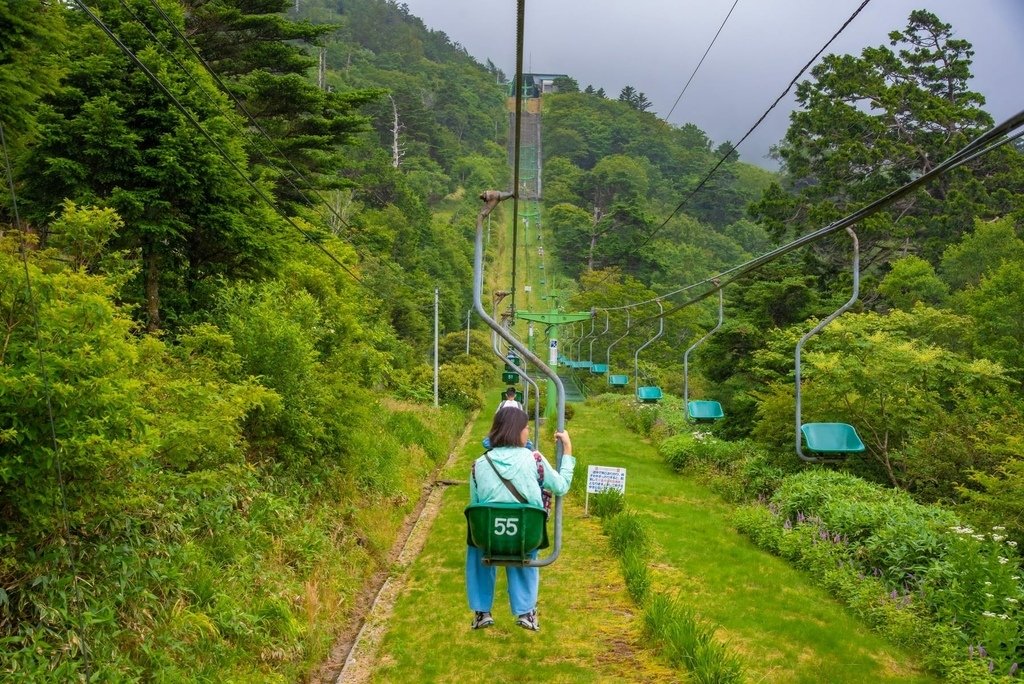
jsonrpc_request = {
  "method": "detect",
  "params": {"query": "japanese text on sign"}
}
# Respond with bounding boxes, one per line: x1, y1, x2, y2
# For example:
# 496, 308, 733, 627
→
586, 465, 626, 494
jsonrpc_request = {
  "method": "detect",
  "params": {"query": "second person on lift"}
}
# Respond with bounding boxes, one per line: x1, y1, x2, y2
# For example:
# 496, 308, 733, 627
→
496, 386, 523, 412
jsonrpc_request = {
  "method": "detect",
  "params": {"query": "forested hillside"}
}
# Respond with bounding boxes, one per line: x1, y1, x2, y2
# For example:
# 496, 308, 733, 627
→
4, 0, 1024, 680
552, 11, 1024, 521
0, 0, 504, 680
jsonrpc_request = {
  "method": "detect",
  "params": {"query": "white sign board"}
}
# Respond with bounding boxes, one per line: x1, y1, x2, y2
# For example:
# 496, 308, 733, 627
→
586, 465, 627, 494
549, 339, 558, 365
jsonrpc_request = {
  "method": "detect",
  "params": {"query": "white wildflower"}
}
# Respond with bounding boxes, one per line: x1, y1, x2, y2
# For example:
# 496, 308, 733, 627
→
983, 611, 998, 618
1000, 557, 1010, 565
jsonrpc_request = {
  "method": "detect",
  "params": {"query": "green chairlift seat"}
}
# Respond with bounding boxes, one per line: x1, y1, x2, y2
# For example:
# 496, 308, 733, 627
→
498, 391, 525, 404
609, 374, 630, 387
687, 400, 724, 420
637, 386, 663, 403
502, 371, 520, 383
795, 228, 866, 463
800, 423, 866, 454
577, 360, 593, 370
465, 503, 549, 565
591, 363, 609, 374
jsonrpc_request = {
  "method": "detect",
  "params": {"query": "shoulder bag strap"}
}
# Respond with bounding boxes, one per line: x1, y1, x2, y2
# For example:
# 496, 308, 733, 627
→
484, 453, 528, 504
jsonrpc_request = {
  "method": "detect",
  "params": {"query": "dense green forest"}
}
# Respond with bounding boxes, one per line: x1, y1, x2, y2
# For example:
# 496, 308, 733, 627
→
0, 0, 505, 679
3, 0, 1024, 680
551, 11, 1024, 534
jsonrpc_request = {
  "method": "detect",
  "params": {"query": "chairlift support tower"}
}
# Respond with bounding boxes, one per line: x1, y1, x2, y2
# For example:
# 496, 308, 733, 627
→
516, 309, 592, 418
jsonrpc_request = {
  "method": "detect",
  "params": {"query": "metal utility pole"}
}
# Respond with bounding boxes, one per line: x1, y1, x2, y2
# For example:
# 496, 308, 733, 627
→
465, 309, 471, 354
433, 287, 439, 407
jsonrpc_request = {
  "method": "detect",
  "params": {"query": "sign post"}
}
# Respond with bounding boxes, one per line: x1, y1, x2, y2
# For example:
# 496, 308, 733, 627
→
585, 465, 627, 515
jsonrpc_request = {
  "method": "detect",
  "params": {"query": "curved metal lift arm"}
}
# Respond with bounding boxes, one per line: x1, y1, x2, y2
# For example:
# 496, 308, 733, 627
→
634, 300, 665, 395
474, 191, 566, 567
796, 227, 859, 464
590, 311, 610, 364
606, 309, 631, 369
491, 303, 540, 445
684, 289, 724, 413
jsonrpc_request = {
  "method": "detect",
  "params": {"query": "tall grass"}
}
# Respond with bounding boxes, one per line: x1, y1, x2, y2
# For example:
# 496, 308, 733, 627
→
643, 594, 743, 684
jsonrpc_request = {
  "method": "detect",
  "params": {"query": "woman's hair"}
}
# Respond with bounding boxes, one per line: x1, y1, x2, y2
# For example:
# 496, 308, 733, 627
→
488, 406, 529, 448
505, 386, 516, 397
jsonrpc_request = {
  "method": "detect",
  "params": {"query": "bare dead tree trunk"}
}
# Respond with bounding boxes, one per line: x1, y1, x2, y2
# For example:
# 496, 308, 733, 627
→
145, 245, 160, 333
318, 47, 326, 90
588, 206, 602, 271
388, 95, 403, 169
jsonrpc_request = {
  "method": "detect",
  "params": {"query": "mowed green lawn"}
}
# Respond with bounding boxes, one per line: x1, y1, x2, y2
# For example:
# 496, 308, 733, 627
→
367, 396, 936, 683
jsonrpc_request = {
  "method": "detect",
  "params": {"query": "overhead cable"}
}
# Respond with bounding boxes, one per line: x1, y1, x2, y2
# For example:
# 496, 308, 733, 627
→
577, 0, 873, 300
625, 108, 1024, 326
664, 0, 740, 122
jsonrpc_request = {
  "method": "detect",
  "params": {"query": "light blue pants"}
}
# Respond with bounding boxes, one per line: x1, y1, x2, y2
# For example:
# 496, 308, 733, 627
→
465, 546, 539, 616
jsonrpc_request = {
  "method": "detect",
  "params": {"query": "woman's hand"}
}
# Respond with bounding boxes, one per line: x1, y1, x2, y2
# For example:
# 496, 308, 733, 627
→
554, 430, 572, 455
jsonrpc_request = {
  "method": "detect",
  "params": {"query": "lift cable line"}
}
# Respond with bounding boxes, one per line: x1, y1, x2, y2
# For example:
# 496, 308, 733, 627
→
623, 109, 1024, 328
592, 108, 1024, 318
509, 0, 526, 314
646, 0, 873, 247
664, 0, 740, 122
130, 0, 417, 290
574, 0, 873, 300
1, 123, 94, 679
73, 0, 367, 287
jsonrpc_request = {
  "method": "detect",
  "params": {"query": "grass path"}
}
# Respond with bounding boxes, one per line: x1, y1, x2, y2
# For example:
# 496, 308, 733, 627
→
360, 397, 936, 682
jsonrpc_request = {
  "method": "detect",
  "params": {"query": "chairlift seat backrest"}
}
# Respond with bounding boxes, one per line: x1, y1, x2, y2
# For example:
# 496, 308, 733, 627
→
801, 423, 866, 454
591, 363, 609, 374
465, 503, 549, 565
637, 386, 663, 402
609, 374, 630, 386
688, 400, 724, 420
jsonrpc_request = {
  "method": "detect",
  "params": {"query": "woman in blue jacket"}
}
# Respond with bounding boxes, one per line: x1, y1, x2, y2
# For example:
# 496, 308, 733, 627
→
466, 406, 575, 631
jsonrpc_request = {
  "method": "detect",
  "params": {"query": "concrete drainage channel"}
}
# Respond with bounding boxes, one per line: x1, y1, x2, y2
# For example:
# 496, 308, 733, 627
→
328, 414, 477, 684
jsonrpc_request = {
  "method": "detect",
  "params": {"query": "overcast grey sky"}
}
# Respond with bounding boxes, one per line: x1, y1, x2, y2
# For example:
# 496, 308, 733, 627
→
399, 0, 1024, 169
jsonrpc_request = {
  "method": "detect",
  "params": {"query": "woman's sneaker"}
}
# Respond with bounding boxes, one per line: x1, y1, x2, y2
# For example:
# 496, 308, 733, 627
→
515, 610, 539, 631
471, 611, 494, 629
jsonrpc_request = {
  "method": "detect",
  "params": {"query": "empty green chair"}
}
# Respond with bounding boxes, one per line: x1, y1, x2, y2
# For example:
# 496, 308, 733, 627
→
637, 386, 663, 403
796, 228, 865, 463
687, 400, 724, 420
591, 363, 609, 374
502, 371, 520, 383
634, 300, 665, 404
801, 423, 865, 454
684, 290, 725, 421
609, 374, 630, 386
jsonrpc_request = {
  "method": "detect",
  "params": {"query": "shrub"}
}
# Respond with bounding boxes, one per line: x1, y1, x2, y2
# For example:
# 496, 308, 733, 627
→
621, 548, 651, 605
739, 467, 1024, 679
643, 594, 743, 684
589, 488, 624, 519
603, 510, 650, 556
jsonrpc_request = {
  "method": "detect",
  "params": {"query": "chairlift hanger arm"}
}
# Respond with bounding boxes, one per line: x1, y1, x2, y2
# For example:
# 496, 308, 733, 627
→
474, 191, 565, 568
795, 227, 864, 463
684, 289, 724, 408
